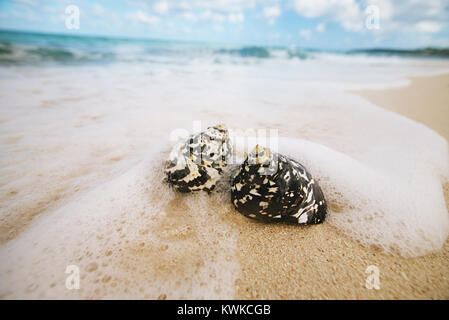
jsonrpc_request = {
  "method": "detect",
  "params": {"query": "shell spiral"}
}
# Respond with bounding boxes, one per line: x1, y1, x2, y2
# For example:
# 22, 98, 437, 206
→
231, 145, 327, 224
165, 124, 233, 193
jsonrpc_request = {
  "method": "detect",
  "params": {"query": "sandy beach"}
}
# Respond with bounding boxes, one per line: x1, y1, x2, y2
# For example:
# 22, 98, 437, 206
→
1, 48, 449, 299
233, 74, 449, 299
2, 1, 449, 303
358, 74, 449, 142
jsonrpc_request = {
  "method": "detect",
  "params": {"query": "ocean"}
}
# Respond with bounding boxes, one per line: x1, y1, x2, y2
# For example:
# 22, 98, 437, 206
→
1, 29, 449, 298
1, 29, 449, 66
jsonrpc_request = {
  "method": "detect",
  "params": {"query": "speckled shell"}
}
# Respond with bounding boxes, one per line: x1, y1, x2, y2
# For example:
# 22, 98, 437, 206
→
165, 124, 232, 193
231, 145, 327, 224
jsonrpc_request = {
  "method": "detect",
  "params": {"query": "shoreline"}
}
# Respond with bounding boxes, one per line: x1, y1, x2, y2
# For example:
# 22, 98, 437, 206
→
354, 73, 449, 142
234, 73, 449, 299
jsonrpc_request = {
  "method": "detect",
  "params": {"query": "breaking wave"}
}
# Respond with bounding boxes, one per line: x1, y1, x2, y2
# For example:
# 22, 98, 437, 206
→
1, 30, 448, 66
215, 46, 272, 58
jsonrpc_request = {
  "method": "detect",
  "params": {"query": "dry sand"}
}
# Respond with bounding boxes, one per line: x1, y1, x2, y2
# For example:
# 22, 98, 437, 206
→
359, 74, 449, 142
232, 74, 449, 299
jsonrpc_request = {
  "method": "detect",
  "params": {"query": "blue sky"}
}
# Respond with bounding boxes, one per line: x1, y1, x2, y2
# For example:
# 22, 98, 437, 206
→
0, 0, 448, 49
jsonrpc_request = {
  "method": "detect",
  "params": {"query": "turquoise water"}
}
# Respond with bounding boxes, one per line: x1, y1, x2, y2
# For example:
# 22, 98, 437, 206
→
0, 29, 223, 64
0, 29, 282, 64
2, 29, 447, 65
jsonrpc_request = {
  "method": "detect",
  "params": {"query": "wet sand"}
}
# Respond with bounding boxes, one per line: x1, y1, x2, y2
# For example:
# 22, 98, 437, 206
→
233, 74, 449, 299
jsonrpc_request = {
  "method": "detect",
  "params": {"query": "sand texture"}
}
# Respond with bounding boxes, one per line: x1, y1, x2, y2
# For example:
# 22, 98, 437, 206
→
357, 74, 449, 142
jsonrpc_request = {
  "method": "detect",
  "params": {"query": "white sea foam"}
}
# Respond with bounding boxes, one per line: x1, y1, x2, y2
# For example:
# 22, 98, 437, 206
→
0, 57, 449, 298
278, 136, 449, 256
0, 141, 240, 299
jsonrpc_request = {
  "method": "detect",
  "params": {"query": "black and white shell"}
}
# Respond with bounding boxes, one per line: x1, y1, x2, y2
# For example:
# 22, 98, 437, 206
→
231, 145, 327, 224
165, 124, 233, 193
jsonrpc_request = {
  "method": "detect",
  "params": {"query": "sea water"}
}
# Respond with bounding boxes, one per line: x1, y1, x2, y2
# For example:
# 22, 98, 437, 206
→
0, 30, 449, 298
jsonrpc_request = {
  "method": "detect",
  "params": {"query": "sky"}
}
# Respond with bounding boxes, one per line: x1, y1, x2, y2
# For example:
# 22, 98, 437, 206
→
0, 0, 448, 49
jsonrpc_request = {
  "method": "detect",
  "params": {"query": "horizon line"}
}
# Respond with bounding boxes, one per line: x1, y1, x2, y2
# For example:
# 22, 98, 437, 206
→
1, 27, 448, 53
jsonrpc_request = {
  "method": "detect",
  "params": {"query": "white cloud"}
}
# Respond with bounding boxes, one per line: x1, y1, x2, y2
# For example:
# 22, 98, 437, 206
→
294, 0, 360, 19
294, 0, 363, 31
180, 9, 245, 25
414, 21, 443, 33
316, 22, 325, 32
128, 10, 160, 25
92, 4, 106, 16
191, 0, 257, 13
181, 12, 198, 22
363, 0, 447, 34
367, 0, 394, 21
228, 12, 244, 23
143, 0, 255, 13
153, 1, 169, 15
200, 10, 226, 23
299, 29, 311, 40
263, 6, 281, 24
89, 3, 122, 27
293, 0, 448, 35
